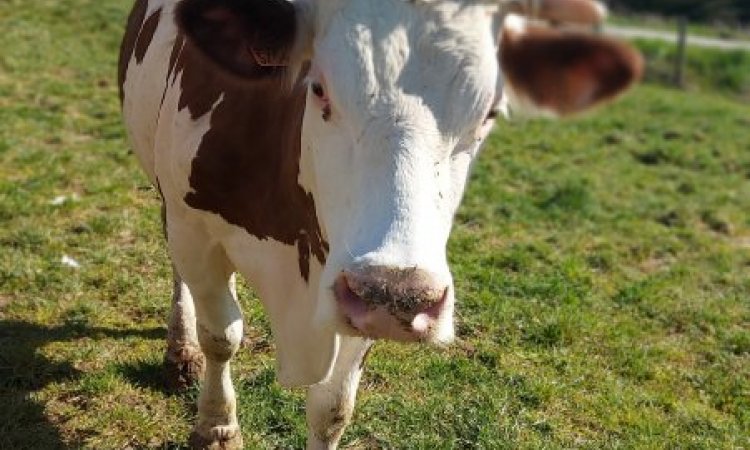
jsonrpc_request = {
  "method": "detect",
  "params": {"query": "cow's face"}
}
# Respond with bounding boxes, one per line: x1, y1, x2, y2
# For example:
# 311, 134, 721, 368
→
177, 0, 641, 345
302, 1, 501, 344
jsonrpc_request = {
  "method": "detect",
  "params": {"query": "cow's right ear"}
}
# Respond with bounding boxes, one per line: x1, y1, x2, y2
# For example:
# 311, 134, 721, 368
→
176, 0, 309, 79
499, 15, 643, 116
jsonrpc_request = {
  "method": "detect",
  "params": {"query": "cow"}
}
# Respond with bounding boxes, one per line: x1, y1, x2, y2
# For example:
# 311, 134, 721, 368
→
119, 0, 641, 448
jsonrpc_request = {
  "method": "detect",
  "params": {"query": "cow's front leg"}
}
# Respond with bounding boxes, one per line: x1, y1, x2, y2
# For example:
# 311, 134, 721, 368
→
164, 266, 205, 391
166, 217, 243, 450
161, 203, 205, 391
306, 337, 373, 450
189, 281, 243, 450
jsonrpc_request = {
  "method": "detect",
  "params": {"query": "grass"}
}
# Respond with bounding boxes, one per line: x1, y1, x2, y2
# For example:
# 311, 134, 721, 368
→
1, 0, 749, 448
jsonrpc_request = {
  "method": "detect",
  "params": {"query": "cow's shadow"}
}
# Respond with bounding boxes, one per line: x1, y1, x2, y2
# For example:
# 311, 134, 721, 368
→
0, 319, 165, 449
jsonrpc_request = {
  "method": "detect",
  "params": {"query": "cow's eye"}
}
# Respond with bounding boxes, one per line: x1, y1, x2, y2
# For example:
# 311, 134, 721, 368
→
311, 83, 325, 99
473, 107, 499, 142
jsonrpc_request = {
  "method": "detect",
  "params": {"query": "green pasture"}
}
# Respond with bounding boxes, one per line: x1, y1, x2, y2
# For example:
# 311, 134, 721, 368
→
1, 0, 748, 448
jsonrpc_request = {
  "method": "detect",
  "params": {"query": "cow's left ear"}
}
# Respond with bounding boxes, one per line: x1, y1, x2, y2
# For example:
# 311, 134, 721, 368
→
176, 0, 311, 79
499, 16, 643, 116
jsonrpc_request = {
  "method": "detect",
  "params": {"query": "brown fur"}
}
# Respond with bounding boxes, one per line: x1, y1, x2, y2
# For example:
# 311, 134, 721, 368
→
500, 26, 643, 115
166, 36, 328, 282
118, 0, 148, 103
175, 0, 298, 80
118, 3, 161, 103
135, 8, 162, 64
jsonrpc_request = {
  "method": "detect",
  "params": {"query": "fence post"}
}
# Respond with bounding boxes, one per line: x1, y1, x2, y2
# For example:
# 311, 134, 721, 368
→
674, 17, 688, 87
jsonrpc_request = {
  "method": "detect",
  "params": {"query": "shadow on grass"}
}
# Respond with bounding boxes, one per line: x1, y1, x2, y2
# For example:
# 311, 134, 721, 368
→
0, 319, 165, 449
117, 358, 180, 396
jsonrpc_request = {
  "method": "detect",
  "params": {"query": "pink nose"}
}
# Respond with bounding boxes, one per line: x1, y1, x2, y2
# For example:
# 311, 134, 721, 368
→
334, 266, 449, 342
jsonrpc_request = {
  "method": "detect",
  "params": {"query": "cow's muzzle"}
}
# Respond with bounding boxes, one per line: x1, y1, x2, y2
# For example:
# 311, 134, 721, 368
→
334, 266, 449, 342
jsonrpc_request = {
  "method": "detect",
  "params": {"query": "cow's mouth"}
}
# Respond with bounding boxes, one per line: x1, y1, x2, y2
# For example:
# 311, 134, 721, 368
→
333, 272, 449, 343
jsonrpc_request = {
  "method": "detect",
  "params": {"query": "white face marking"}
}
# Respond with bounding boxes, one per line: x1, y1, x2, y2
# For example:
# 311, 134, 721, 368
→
301, 0, 502, 341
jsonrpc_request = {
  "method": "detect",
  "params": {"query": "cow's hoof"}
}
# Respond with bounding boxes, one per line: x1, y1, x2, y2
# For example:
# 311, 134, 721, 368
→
164, 345, 205, 392
188, 425, 243, 450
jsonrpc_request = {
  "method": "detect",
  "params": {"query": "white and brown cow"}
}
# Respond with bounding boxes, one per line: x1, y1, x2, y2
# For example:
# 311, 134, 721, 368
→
119, 0, 640, 448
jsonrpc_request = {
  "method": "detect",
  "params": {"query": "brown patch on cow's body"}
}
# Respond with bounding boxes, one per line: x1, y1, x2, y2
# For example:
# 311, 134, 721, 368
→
167, 39, 328, 281
167, 33, 186, 84
118, 1, 162, 103
170, 35, 225, 120
118, 0, 149, 103
135, 8, 162, 63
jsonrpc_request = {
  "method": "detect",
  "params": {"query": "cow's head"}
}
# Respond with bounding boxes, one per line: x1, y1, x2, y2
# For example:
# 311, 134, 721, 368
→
177, 0, 641, 345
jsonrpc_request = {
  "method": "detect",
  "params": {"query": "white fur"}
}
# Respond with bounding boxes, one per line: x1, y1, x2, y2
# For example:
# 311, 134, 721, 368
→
306, 337, 372, 449
123, 0, 506, 447
304, 0, 500, 346
122, 0, 632, 446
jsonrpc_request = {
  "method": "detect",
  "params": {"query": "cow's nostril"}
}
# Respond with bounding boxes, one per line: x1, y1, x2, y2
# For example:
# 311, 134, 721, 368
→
334, 275, 370, 320
412, 288, 448, 333
339, 268, 447, 313
334, 268, 450, 341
